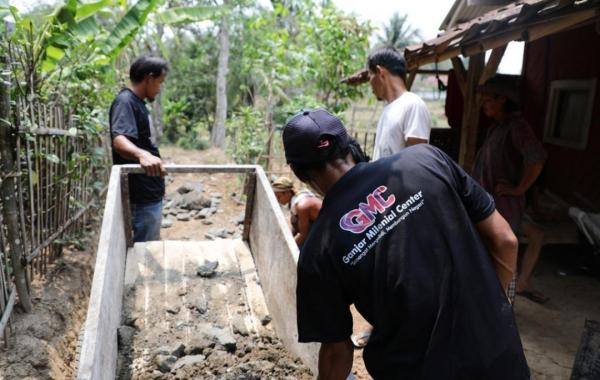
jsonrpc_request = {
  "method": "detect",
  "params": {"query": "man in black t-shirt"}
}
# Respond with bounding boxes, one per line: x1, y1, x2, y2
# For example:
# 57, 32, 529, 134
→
282, 109, 530, 380
109, 56, 168, 242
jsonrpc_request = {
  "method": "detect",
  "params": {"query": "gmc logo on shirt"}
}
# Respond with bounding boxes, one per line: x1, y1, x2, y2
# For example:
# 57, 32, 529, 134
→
339, 186, 396, 234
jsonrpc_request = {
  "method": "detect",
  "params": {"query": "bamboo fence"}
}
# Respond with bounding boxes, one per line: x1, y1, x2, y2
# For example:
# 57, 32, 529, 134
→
0, 86, 110, 346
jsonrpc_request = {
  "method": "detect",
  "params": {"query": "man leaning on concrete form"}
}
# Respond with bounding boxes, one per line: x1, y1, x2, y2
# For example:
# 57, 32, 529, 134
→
109, 56, 168, 243
282, 109, 529, 380
367, 47, 431, 159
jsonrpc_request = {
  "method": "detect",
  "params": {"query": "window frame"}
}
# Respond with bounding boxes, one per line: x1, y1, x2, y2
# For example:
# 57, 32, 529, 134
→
543, 78, 597, 150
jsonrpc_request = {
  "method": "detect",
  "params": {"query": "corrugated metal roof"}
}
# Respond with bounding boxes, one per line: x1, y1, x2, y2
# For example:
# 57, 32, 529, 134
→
405, 0, 600, 70
440, 0, 502, 30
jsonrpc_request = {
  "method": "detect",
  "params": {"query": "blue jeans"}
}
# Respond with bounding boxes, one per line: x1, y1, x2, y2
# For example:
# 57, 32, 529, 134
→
131, 200, 162, 243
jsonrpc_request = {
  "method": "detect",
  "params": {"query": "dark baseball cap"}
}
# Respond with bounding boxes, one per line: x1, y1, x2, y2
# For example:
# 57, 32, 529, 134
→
282, 109, 350, 165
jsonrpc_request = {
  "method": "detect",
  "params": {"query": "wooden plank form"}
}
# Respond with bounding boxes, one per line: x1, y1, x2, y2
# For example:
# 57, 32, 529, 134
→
77, 167, 127, 380
249, 167, 319, 374
78, 164, 319, 379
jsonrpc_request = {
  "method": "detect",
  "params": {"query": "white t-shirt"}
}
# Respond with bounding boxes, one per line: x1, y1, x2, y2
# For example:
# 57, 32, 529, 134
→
372, 92, 431, 160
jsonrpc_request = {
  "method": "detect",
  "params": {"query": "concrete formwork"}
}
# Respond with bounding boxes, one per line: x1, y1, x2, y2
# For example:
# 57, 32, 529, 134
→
76, 165, 319, 379
249, 166, 320, 372
77, 166, 127, 379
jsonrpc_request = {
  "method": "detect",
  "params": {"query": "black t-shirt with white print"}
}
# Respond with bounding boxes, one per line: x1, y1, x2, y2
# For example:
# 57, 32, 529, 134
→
296, 144, 529, 380
109, 88, 165, 204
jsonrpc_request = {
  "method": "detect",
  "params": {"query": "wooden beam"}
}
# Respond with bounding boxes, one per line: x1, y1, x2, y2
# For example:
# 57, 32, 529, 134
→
451, 57, 467, 97
119, 164, 258, 175
459, 52, 486, 170
416, 69, 451, 75
405, 68, 418, 90
480, 45, 507, 85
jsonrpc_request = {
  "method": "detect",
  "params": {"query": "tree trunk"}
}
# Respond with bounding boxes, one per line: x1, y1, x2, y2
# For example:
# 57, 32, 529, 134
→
151, 24, 165, 143
212, 9, 230, 148
0, 64, 33, 313
151, 92, 164, 143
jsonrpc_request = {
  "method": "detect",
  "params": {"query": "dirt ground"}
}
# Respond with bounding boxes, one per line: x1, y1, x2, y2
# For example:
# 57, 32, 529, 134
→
514, 248, 600, 379
0, 221, 98, 380
1, 145, 598, 380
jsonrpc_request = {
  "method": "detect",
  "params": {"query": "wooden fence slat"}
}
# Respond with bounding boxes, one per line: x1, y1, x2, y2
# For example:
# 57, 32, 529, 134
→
1, 88, 110, 340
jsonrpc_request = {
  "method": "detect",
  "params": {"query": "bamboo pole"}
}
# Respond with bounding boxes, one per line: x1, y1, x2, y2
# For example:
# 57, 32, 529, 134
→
0, 63, 32, 312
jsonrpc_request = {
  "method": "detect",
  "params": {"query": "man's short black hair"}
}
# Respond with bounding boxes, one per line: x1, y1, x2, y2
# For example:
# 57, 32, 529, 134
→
129, 56, 169, 83
367, 47, 407, 80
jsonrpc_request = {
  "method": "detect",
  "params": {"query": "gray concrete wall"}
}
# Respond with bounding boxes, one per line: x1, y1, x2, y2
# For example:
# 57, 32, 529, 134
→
249, 167, 320, 374
77, 166, 127, 380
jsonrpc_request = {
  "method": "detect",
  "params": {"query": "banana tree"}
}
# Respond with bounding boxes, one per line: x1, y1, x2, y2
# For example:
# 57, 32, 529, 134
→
2, 0, 225, 96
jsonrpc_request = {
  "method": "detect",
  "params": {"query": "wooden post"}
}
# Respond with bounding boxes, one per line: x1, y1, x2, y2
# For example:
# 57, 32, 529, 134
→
451, 57, 467, 97
0, 61, 32, 312
480, 45, 507, 85
405, 68, 418, 90
458, 53, 485, 170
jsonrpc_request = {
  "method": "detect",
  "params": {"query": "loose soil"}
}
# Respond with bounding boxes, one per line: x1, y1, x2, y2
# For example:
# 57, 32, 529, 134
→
0, 221, 98, 380
117, 240, 312, 380
159, 147, 247, 242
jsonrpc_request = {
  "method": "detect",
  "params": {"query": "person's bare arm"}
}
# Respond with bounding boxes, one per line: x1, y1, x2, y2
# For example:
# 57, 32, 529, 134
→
476, 210, 518, 293
406, 137, 428, 147
112, 135, 165, 177
496, 160, 544, 196
294, 198, 322, 246
317, 339, 354, 380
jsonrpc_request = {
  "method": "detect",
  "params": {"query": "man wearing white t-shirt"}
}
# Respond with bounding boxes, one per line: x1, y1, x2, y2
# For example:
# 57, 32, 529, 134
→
350, 48, 432, 349
368, 47, 431, 160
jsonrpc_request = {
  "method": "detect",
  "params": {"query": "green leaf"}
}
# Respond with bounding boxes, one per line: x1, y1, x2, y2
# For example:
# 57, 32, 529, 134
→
72, 16, 101, 41
76, 0, 112, 22
153, 5, 225, 25
101, 0, 162, 59
55, 0, 77, 27
0, 0, 9, 20
46, 45, 65, 61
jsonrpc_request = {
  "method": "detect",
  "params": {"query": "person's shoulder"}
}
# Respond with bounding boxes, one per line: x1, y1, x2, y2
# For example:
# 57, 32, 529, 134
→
112, 88, 136, 105
391, 144, 445, 166
402, 91, 427, 107
396, 143, 438, 156
296, 196, 322, 212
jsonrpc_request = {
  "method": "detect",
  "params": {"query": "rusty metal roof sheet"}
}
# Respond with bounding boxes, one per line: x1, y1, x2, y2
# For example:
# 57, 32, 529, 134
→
405, 0, 600, 70
440, 0, 501, 30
